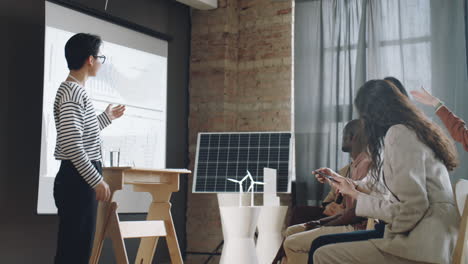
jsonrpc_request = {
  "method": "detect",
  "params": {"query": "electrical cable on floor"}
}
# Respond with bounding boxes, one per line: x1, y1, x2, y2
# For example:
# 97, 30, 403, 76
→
204, 240, 224, 264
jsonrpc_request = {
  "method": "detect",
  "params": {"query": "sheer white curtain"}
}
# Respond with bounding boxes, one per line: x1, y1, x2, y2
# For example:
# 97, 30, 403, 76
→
295, 0, 362, 205
295, 0, 468, 205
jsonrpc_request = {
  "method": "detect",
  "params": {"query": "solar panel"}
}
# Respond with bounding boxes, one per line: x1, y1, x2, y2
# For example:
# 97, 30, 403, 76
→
193, 132, 292, 193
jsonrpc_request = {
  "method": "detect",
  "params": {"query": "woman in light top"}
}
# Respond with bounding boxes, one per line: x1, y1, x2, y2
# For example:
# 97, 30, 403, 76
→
312, 79, 460, 264
53, 33, 125, 264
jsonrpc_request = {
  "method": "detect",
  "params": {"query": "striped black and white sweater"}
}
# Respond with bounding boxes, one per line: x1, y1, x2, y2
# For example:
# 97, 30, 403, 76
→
54, 81, 112, 188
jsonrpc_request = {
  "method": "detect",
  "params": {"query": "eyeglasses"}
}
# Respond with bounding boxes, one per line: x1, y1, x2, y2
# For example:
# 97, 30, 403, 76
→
94, 55, 106, 64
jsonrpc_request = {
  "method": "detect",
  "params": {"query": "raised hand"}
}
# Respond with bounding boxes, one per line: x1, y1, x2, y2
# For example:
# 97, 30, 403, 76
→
105, 104, 126, 120
410, 87, 440, 107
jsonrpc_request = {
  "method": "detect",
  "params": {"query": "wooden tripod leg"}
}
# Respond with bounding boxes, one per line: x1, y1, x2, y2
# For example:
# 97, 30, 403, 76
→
135, 188, 183, 264
134, 202, 166, 264
90, 201, 111, 264
164, 207, 183, 264
108, 202, 130, 264
90, 168, 124, 264
134, 202, 182, 264
136, 237, 160, 264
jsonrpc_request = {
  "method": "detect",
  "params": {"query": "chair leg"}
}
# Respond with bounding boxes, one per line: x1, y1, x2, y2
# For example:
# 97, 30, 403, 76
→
453, 197, 468, 264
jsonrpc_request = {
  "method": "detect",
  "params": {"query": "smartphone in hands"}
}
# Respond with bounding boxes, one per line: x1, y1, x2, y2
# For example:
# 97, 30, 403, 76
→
315, 170, 338, 183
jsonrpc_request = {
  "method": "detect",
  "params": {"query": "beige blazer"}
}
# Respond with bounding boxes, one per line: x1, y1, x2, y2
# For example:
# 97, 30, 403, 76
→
356, 125, 460, 264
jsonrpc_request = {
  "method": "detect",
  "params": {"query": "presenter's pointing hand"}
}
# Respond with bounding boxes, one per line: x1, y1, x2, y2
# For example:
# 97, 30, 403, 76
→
95, 180, 111, 202
105, 104, 126, 120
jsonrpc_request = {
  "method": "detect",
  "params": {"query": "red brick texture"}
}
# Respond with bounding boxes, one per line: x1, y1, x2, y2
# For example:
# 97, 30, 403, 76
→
187, 0, 293, 262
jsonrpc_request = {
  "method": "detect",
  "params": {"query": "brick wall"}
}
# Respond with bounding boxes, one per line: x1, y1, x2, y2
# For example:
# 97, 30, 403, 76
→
187, 0, 293, 262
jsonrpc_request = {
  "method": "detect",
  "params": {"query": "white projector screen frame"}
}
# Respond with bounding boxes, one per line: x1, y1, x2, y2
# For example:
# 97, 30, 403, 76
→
38, 1, 168, 214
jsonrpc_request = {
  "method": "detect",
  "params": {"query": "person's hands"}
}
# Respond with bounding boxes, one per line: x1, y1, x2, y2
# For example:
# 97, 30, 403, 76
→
312, 168, 344, 184
94, 180, 111, 201
410, 87, 440, 107
304, 220, 321, 231
330, 177, 359, 200
323, 202, 344, 216
105, 104, 126, 120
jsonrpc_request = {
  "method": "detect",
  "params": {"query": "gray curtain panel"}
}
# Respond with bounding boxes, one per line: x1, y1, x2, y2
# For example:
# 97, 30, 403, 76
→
295, 0, 468, 205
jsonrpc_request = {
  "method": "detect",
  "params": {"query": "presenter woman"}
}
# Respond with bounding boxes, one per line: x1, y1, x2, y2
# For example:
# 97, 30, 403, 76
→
53, 33, 125, 264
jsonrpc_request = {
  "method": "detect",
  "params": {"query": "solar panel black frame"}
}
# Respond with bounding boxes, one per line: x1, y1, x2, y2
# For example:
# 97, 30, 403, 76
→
192, 132, 292, 193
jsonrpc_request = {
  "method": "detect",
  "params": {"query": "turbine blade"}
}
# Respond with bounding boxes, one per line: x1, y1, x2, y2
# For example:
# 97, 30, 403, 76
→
247, 170, 254, 181
241, 174, 249, 182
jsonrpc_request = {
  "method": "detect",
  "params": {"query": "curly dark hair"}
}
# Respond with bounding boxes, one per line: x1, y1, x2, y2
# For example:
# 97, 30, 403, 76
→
354, 79, 458, 182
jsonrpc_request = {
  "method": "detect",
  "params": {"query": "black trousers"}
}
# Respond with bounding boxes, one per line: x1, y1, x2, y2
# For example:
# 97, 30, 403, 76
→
54, 160, 101, 264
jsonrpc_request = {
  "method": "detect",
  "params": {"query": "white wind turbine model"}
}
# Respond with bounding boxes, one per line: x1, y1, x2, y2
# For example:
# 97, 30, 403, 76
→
227, 174, 250, 207
246, 170, 264, 207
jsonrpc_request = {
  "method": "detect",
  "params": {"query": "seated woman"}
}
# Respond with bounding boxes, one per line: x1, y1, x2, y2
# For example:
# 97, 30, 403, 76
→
313, 79, 460, 264
281, 120, 373, 264
306, 76, 411, 264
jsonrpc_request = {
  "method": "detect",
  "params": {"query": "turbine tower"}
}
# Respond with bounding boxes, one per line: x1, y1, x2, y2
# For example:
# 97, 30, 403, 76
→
227, 174, 249, 207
